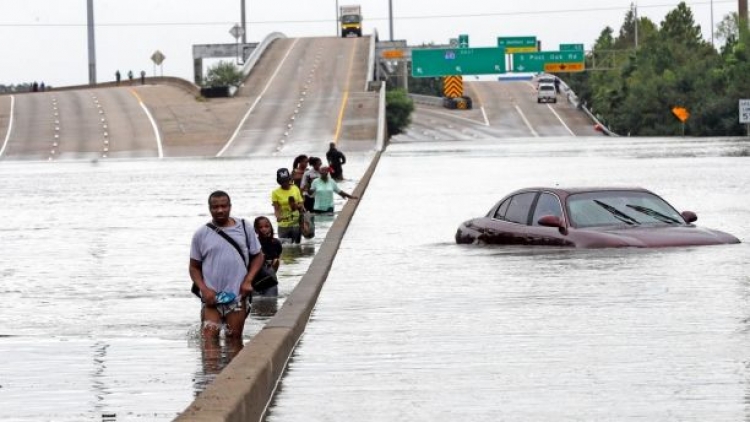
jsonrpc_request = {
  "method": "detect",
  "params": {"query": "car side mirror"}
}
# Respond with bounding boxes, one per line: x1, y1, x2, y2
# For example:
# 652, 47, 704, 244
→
538, 215, 563, 228
681, 211, 697, 223
538, 215, 568, 235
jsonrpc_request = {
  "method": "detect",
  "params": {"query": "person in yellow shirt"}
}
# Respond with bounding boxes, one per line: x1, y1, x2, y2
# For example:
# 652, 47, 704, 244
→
271, 168, 305, 243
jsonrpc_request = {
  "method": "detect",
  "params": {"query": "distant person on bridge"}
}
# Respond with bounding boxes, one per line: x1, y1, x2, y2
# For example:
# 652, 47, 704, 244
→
326, 142, 347, 182
115, 70, 121, 85
128, 70, 134, 84
272, 168, 305, 244
309, 166, 358, 214
189, 190, 264, 342
140, 70, 146, 85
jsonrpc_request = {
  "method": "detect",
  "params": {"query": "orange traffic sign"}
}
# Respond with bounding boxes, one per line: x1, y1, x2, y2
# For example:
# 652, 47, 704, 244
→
443, 76, 463, 98
672, 106, 690, 122
381, 50, 404, 59
543, 62, 585, 73
381, 49, 404, 59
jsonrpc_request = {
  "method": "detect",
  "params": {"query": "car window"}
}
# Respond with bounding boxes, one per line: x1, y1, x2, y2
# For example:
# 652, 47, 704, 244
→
532, 193, 563, 226
567, 191, 685, 228
504, 192, 537, 224
493, 198, 511, 219
539, 85, 555, 92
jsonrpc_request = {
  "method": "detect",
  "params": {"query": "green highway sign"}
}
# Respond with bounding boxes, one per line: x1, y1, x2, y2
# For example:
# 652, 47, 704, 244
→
458, 34, 469, 48
412, 47, 506, 77
498, 36, 537, 53
560, 43, 584, 51
512, 51, 585, 72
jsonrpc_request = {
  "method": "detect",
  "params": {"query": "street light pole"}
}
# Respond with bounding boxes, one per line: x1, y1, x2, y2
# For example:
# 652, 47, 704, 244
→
633, 2, 638, 49
710, 0, 714, 47
87, 0, 96, 85
335, 0, 339, 36
241, 0, 247, 45
388, 0, 394, 41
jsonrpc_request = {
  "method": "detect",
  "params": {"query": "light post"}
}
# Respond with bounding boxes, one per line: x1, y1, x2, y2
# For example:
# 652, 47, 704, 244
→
335, 0, 339, 36
710, 0, 714, 47
388, 0, 394, 41
241, 0, 247, 45
87, 0, 96, 85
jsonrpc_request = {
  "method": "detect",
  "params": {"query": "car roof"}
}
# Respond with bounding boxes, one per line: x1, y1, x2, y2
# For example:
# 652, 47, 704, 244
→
509, 186, 653, 199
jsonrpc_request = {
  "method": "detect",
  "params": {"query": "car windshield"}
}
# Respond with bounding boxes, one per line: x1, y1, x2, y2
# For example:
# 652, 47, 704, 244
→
567, 191, 685, 228
539, 85, 555, 91
342, 15, 361, 24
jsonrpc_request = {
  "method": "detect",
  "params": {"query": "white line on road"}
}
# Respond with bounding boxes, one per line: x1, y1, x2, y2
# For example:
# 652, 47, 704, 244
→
418, 107, 488, 126
480, 107, 490, 126
547, 103, 576, 136
130, 90, 163, 159
0, 95, 15, 158
514, 104, 539, 137
217, 38, 300, 157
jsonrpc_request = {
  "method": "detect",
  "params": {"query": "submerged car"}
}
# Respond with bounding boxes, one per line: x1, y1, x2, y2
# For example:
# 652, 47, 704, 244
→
455, 187, 740, 248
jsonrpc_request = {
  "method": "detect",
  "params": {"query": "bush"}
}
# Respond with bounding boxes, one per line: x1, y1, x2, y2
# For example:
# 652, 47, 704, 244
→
385, 88, 414, 136
203, 61, 243, 88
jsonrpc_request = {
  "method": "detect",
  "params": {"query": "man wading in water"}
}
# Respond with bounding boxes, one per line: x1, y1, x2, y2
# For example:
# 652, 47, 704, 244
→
189, 190, 264, 343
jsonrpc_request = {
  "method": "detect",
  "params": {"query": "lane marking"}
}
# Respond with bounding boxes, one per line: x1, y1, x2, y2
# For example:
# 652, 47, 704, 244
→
546, 103, 576, 136
467, 83, 490, 126
0, 95, 15, 158
514, 104, 539, 137
218, 38, 300, 157
333, 38, 359, 143
418, 107, 488, 126
480, 107, 490, 126
130, 89, 163, 158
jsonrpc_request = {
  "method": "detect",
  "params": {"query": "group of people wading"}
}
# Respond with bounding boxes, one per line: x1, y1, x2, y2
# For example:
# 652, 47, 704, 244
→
189, 142, 357, 343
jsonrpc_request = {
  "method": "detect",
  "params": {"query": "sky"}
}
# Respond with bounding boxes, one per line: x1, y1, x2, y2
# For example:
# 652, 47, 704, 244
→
0, 0, 738, 87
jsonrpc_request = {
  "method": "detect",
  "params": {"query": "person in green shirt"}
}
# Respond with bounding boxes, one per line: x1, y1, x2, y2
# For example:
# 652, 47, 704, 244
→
271, 168, 305, 243
309, 166, 358, 214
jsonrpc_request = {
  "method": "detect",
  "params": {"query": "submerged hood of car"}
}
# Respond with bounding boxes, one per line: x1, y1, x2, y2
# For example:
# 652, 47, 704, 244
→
582, 225, 741, 248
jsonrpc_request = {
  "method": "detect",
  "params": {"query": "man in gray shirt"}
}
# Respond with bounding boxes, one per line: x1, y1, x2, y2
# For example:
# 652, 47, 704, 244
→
189, 190, 264, 342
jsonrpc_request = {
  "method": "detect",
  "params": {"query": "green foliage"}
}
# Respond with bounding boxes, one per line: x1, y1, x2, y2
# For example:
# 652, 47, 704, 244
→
203, 61, 243, 88
385, 88, 414, 136
576, 2, 749, 136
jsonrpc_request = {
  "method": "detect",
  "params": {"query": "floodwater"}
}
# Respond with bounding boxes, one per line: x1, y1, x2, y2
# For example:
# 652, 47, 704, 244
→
0, 155, 371, 422
265, 136, 750, 421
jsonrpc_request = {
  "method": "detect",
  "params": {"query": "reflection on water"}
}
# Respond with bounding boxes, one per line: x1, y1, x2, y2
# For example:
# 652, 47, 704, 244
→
0, 155, 371, 421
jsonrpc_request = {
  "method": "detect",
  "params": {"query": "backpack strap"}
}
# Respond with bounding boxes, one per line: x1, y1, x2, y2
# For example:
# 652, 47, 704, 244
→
206, 221, 247, 267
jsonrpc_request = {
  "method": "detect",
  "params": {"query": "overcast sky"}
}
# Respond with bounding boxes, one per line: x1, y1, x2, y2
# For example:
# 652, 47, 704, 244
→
0, 0, 737, 87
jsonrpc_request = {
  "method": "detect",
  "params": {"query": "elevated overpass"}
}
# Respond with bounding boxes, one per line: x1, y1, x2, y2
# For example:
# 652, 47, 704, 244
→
0, 33, 601, 162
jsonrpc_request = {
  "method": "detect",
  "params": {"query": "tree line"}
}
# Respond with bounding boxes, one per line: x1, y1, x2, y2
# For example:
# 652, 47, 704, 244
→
566, 2, 750, 136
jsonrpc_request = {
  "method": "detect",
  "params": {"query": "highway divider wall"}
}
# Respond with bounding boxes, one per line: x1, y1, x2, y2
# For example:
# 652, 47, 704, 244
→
174, 151, 383, 422
239, 32, 287, 85
46, 77, 201, 96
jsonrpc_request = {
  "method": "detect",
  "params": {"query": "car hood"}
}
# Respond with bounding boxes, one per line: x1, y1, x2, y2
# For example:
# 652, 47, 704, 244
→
582, 225, 740, 248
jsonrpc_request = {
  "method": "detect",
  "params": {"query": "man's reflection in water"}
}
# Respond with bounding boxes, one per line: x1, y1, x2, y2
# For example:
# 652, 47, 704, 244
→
194, 331, 244, 397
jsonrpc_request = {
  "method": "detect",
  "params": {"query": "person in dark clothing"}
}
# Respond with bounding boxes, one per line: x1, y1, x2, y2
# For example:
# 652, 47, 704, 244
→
115, 70, 121, 85
253, 216, 282, 273
326, 142, 346, 182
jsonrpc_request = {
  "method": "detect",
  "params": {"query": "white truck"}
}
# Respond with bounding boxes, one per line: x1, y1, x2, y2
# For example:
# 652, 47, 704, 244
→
537, 83, 557, 103
339, 5, 362, 37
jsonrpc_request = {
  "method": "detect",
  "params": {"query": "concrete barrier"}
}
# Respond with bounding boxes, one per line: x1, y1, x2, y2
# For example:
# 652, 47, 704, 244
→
46, 76, 201, 96
175, 151, 383, 422
408, 94, 443, 107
